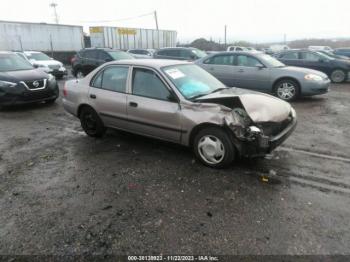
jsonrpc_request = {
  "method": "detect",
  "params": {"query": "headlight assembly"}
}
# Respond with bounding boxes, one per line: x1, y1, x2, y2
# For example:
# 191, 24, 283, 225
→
48, 74, 56, 81
304, 74, 323, 81
0, 80, 16, 88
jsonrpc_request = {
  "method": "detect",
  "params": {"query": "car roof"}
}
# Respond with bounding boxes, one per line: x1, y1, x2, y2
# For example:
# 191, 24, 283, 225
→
0, 51, 14, 55
106, 59, 191, 69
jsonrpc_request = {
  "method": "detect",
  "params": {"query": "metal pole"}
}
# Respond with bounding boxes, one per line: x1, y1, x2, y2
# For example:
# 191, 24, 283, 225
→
50, 34, 54, 57
224, 25, 227, 49
18, 36, 23, 51
154, 11, 159, 30
50, 2, 59, 24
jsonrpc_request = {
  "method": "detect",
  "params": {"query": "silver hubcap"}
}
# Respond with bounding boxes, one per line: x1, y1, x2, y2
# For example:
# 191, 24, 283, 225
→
277, 82, 296, 100
77, 71, 84, 79
198, 135, 225, 165
331, 70, 345, 83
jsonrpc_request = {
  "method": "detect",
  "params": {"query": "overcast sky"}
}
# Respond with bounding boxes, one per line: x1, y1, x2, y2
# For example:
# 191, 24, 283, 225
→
1, 0, 349, 43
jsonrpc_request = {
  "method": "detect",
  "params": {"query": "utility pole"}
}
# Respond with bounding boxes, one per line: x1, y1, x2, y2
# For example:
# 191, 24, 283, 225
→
154, 10, 159, 30
284, 33, 287, 45
50, 2, 59, 24
224, 25, 227, 49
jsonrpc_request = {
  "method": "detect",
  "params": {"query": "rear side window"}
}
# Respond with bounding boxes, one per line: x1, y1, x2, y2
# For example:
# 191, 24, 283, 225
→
84, 50, 98, 59
92, 66, 129, 93
301, 52, 320, 61
204, 54, 234, 65
281, 52, 299, 59
132, 68, 172, 101
159, 49, 179, 57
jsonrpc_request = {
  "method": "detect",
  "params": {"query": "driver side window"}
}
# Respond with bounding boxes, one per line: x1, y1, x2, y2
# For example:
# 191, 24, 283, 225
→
236, 55, 263, 67
132, 68, 174, 102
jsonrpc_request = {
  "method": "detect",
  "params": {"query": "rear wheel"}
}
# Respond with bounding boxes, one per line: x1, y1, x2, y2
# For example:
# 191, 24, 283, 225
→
330, 69, 346, 83
80, 107, 106, 137
193, 127, 235, 168
274, 79, 300, 101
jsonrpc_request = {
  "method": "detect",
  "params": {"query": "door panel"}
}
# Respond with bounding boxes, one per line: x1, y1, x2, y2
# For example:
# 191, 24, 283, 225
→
201, 54, 236, 86
127, 67, 182, 142
233, 55, 272, 91
88, 66, 130, 130
127, 95, 182, 142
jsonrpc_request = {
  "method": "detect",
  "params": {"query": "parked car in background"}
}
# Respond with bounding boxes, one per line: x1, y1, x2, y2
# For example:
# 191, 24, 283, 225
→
196, 51, 330, 101
275, 49, 350, 83
153, 47, 207, 61
269, 45, 290, 54
71, 48, 134, 78
308, 46, 333, 52
15, 51, 67, 79
334, 48, 350, 58
127, 49, 155, 59
62, 59, 296, 168
317, 50, 349, 60
227, 46, 248, 52
0, 51, 59, 106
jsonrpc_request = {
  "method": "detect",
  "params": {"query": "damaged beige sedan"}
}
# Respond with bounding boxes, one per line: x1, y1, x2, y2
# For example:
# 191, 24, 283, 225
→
63, 60, 297, 168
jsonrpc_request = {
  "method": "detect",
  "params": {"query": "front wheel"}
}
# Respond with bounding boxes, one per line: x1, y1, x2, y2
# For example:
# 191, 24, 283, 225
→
80, 107, 106, 137
274, 79, 300, 101
193, 127, 235, 168
330, 69, 346, 83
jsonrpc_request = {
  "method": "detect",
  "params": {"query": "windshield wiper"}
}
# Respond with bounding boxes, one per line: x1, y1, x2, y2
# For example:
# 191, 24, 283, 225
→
190, 87, 229, 101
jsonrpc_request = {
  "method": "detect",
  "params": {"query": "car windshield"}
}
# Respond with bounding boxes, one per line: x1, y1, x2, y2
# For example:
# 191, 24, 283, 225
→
259, 54, 285, 67
26, 52, 51, 61
0, 53, 34, 72
191, 49, 207, 58
107, 51, 134, 60
162, 64, 227, 100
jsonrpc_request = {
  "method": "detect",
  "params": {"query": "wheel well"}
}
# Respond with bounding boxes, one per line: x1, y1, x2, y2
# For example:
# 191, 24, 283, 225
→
77, 104, 94, 118
272, 77, 301, 93
189, 123, 237, 146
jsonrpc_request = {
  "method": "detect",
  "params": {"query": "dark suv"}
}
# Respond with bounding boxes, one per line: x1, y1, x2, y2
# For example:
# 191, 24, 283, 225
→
71, 48, 134, 78
153, 47, 207, 61
275, 49, 350, 83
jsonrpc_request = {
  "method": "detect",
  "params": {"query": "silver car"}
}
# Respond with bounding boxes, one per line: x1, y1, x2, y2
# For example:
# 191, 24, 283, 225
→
63, 60, 297, 168
196, 52, 330, 101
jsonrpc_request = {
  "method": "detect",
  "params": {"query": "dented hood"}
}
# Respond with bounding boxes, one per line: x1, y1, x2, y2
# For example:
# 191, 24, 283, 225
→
196, 88, 292, 122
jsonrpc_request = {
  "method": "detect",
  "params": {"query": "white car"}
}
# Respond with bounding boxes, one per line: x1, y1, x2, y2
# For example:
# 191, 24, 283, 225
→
226, 46, 248, 52
308, 46, 333, 52
16, 51, 67, 79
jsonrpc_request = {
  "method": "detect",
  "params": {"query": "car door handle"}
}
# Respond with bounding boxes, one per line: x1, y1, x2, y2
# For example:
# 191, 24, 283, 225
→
209, 67, 215, 70
90, 94, 96, 99
129, 102, 138, 107
238, 69, 244, 73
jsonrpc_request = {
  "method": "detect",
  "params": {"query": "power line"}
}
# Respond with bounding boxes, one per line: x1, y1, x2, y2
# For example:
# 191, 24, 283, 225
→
73, 11, 155, 24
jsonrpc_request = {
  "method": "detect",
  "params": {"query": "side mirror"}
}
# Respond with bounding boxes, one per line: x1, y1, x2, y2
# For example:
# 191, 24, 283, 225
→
33, 64, 39, 68
168, 92, 178, 103
257, 64, 265, 69
190, 55, 197, 60
105, 58, 113, 62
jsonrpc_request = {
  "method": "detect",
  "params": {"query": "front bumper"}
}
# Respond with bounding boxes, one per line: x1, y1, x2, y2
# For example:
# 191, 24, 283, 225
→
238, 109, 297, 157
301, 78, 331, 96
0, 81, 59, 106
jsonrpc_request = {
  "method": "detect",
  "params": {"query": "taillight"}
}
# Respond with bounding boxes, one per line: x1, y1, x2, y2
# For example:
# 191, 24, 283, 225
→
63, 83, 68, 97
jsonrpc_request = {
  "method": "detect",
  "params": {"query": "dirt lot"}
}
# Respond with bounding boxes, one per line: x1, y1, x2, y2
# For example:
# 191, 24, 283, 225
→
0, 78, 350, 256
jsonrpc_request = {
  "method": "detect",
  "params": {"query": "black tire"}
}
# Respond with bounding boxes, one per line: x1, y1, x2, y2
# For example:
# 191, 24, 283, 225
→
46, 98, 57, 104
193, 127, 235, 168
79, 106, 106, 137
330, 69, 346, 83
274, 79, 300, 101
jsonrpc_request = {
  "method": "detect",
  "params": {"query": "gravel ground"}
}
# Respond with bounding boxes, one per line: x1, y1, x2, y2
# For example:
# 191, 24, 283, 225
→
0, 77, 350, 256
